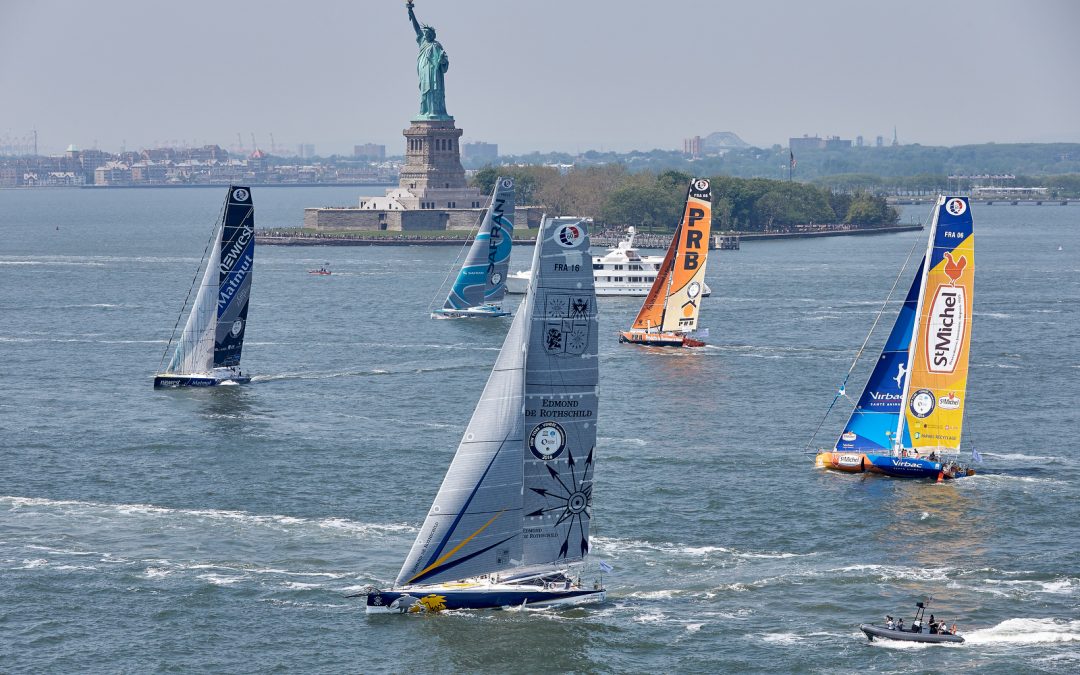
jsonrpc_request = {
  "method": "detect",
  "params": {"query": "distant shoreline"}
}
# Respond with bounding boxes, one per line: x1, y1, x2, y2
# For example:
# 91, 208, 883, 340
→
0, 182, 396, 190
738, 223, 923, 241
255, 223, 923, 247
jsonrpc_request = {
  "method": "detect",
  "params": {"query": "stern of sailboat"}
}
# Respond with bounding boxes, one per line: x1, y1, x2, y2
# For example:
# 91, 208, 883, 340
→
364, 584, 606, 614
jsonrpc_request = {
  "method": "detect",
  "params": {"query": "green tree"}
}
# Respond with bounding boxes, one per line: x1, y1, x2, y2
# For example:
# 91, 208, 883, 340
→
469, 165, 556, 205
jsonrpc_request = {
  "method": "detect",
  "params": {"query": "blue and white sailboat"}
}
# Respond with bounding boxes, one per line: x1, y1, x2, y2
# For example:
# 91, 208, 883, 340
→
431, 177, 515, 318
154, 186, 255, 388
366, 216, 606, 613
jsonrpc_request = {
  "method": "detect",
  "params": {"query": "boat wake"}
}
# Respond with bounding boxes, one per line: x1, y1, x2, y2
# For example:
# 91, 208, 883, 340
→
964, 618, 1080, 645
251, 363, 481, 382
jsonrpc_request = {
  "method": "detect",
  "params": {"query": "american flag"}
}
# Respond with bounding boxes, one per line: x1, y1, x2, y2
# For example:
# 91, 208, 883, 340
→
790, 150, 797, 168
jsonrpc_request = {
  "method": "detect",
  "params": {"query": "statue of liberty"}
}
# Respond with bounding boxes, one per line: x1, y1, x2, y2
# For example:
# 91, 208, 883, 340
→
406, 1, 451, 120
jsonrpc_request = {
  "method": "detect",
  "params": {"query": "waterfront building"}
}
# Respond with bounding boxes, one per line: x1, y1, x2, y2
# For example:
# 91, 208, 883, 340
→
462, 141, 497, 165
94, 162, 132, 186
790, 135, 825, 153
354, 143, 386, 160
790, 135, 852, 152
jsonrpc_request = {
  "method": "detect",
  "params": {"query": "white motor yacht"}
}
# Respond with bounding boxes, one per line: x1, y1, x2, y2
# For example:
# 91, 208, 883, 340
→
506, 227, 711, 297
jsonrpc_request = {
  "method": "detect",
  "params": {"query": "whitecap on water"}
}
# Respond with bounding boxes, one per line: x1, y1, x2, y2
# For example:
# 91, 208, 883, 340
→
2, 495, 417, 540
198, 573, 245, 586
592, 536, 809, 561
984, 452, 1057, 462
760, 632, 802, 645
983, 577, 1078, 596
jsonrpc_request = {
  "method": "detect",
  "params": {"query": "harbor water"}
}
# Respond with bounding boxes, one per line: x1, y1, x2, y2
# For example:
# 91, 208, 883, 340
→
1, 187, 1077, 673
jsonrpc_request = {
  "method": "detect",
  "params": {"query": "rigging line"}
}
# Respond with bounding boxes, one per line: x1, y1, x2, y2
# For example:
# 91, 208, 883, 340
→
158, 196, 227, 370
801, 231, 923, 455
426, 199, 488, 312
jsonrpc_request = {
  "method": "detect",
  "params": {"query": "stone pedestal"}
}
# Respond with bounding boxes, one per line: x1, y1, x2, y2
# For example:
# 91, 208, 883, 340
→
396, 119, 483, 209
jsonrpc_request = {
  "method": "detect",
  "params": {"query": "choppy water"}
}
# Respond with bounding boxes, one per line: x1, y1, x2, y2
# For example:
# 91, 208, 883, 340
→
1, 187, 1078, 673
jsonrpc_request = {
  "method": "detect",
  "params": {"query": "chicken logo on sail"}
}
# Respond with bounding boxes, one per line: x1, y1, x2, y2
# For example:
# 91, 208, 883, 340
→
943, 251, 967, 285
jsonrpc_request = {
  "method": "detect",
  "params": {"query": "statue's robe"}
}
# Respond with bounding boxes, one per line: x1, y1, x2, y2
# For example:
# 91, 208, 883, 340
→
416, 36, 448, 116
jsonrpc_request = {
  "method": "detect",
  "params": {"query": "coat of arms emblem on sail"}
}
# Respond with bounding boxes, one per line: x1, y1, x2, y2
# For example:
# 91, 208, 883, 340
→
544, 293, 591, 356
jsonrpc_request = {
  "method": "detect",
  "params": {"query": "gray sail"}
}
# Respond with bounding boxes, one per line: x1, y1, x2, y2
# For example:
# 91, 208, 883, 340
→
395, 294, 528, 586
442, 177, 515, 310
395, 215, 596, 587
521, 217, 598, 566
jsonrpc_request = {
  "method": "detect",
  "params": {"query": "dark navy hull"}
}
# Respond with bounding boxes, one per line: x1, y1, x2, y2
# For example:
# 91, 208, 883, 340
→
864, 454, 974, 480
153, 375, 251, 388
861, 623, 964, 643
366, 587, 605, 613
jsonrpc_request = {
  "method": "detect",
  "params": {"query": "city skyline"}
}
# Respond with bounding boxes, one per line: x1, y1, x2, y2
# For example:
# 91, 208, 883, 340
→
2, 0, 1078, 156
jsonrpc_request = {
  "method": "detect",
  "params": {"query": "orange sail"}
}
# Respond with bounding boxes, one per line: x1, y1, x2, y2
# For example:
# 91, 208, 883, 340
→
630, 226, 678, 331
628, 179, 712, 335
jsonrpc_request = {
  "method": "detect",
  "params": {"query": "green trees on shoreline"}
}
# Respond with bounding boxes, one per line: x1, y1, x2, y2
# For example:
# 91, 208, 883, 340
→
472, 167, 898, 232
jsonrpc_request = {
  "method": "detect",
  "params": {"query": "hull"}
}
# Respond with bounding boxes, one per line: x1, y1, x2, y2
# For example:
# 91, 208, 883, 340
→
816, 452, 974, 480
815, 451, 869, 473
619, 331, 705, 347
860, 623, 964, 644
366, 586, 605, 614
430, 305, 510, 319
153, 374, 251, 388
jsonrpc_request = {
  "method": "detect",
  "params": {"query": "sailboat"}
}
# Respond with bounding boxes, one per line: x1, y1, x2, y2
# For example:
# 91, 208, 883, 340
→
431, 177, 515, 318
815, 195, 975, 479
619, 178, 712, 347
154, 186, 255, 388
365, 215, 606, 613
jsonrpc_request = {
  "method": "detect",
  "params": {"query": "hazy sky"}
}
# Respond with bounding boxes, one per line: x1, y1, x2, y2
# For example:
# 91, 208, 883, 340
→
2, 0, 1078, 155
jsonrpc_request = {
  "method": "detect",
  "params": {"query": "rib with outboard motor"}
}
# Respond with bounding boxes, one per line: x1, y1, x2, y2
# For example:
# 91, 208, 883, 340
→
861, 596, 965, 644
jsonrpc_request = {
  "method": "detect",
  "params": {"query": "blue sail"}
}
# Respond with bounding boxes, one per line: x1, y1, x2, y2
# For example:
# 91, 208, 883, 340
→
834, 259, 923, 453
443, 177, 515, 310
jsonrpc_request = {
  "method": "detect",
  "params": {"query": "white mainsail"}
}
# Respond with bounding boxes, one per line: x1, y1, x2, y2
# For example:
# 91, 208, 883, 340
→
165, 236, 221, 375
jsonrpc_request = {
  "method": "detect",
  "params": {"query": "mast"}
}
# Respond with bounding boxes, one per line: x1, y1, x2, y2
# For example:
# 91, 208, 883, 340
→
893, 200, 940, 451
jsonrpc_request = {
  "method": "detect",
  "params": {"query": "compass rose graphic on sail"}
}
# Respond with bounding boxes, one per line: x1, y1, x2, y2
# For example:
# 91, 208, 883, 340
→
528, 446, 594, 559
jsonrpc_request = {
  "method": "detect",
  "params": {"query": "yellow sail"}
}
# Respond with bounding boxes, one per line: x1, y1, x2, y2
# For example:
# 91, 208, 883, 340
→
904, 196, 975, 451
